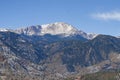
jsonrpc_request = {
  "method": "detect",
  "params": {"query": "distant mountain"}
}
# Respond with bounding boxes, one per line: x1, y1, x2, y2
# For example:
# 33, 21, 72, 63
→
15, 22, 97, 39
0, 22, 99, 40
0, 22, 120, 80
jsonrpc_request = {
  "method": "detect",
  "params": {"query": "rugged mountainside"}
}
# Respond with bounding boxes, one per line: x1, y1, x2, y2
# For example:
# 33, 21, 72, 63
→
0, 22, 120, 80
43, 35, 120, 72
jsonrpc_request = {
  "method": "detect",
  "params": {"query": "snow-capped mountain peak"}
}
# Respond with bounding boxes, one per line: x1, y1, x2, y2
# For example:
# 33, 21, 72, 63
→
16, 22, 82, 36
0, 22, 98, 40
40, 22, 79, 36
15, 22, 98, 39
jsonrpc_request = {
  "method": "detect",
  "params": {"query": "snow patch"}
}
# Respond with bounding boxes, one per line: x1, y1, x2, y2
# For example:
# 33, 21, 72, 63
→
87, 33, 99, 39
117, 54, 120, 59
0, 28, 9, 32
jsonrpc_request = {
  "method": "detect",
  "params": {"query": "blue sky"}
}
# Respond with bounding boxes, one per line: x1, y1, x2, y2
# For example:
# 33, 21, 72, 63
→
0, 0, 120, 36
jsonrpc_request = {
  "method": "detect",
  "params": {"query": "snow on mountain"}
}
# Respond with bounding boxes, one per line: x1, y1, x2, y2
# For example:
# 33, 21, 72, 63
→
16, 25, 42, 35
16, 22, 95, 39
0, 28, 9, 32
0, 28, 14, 33
40, 22, 78, 36
87, 33, 99, 39
117, 36, 120, 38
1, 22, 98, 39
16, 22, 80, 36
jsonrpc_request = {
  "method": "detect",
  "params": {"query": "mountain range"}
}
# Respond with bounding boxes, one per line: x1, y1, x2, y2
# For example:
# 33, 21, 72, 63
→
0, 22, 120, 80
1, 22, 98, 39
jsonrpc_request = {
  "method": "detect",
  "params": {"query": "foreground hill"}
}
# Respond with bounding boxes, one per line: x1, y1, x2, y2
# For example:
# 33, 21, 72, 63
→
64, 71, 120, 80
